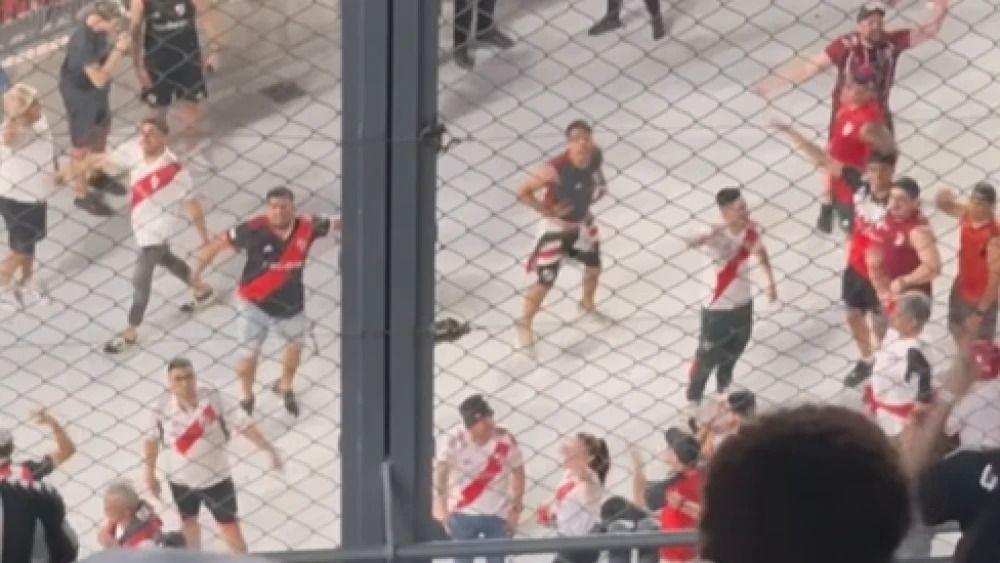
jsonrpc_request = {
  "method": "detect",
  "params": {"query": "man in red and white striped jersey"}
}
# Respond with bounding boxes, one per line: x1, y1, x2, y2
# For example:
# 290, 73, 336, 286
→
684, 188, 777, 409
433, 394, 525, 563
144, 357, 281, 553
191, 187, 340, 417
96, 116, 214, 354
757, 2, 947, 232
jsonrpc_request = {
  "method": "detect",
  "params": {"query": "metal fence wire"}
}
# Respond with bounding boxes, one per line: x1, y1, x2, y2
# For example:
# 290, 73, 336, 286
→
2, 0, 1000, 560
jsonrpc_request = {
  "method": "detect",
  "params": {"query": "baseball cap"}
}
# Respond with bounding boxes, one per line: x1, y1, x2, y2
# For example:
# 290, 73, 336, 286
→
727, 390, 757, 418
857, 4, 886, 22
665, 427, 700, 466
892, 176, 920, 199
3, 83, 38, 118
459, 394, 494, 428
972, 182, 997, 205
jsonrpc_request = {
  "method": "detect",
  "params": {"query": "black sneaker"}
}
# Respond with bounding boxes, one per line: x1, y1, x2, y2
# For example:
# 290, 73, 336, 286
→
651, 14, 666, 40
89, 171, 128, 196
272, 381, 300, 418
454, 47, 474, 70
844, 360, 873, 388
816, 203, 834, 234
74, 194, 113, 217
179, 287, 215, 313
588, 15, 622, 36
477, 29, 515, 50
240, 397, 255, 416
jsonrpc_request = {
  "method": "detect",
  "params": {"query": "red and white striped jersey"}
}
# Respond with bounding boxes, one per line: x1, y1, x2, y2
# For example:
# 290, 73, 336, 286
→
698, 224, 762, 310
108, 141, 194, 248
147, 387, 250, 488
437, 425, 524, 517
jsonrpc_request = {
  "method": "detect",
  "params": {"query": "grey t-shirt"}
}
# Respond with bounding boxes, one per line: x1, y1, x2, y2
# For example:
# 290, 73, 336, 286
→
59, 24, 111, 104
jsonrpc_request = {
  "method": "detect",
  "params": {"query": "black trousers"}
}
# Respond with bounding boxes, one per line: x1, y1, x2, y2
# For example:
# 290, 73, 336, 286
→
687, 302, 753, 403
601, 0, 662, 18
454, 0, 497, 48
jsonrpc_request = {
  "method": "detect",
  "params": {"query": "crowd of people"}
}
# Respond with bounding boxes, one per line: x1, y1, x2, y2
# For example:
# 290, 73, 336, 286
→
5, 0, 1000, 562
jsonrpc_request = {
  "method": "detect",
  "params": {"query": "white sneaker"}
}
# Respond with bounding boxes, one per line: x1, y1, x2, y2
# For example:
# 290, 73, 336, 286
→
513, 323, 538, 358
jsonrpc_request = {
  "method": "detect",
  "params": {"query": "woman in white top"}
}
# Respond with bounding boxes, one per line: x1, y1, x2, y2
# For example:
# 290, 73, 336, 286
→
0, 83, 57, 306
537, 432, 609, 563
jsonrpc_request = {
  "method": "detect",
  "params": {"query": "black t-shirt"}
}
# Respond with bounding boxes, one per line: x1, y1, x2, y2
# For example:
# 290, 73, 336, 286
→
919, 449, 1000, 563
228, 215, 331, 318
143, 0, 201, 64
0, 479, 78, 563
59, 24, 110, 100
0, 455, 55, 481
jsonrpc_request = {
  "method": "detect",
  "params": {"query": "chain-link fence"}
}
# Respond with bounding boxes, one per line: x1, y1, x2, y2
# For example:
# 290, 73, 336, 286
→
0, 0, 342, 554
3, 0, 999, 559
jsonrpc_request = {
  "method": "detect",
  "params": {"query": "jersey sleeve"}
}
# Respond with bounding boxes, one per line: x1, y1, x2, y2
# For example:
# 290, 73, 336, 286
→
436, 429, 459, 465
312, 215, 332, 240
146, 399, 164, 442
23, 455, 55, 480
824, 35, 849, 67
227, 221, 253, 249
905, 348, 934, 403
889, 29, 913, 52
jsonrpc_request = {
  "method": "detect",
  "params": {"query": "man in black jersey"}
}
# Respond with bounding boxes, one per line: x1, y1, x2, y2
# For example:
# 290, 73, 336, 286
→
515, 120, 608, 353
0, 479, 78, 563
192, 187, 339, 417
130, 0, 220, 154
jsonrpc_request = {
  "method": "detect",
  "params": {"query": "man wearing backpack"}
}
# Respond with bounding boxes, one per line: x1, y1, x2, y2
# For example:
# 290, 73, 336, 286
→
143, 357, 282, 553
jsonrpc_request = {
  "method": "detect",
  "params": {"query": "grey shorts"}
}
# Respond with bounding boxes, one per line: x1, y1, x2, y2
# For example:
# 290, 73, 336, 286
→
237, 299, 306, 355
948, 283, 999, 340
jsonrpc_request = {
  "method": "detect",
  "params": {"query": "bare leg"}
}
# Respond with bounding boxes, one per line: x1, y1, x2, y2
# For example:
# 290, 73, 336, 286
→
847, 308, 874, 359
580, 266, 600, 312
217, 522, 248, 554
279, 342, 302, 393
176, 101, 203, 156
181, 518, 201, 550
68, 147, 91, 200
236, 354, 257, 404
0, 253, 19, 286
519, 282, 550, 347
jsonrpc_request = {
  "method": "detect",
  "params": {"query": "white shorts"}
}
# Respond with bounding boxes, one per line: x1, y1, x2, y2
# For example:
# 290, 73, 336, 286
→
237, 299, 306, 355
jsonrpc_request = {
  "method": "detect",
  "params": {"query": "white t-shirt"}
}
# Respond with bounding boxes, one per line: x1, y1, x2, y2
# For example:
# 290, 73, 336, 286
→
437, 425, 524, 517
108, 141, 193, 247
870, 329, 932, 436
697, 224, 762, 310
147, 387, 250, 489
946, 379, 1000, 450
0, 116, 55, 203
551, 469, 603, 537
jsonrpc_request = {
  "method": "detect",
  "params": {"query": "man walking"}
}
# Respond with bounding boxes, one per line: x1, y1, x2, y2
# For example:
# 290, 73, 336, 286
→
191, 187, 339, 417
453, 0, 515, 69
144, 357, 281, 553
99, 117, 214, 354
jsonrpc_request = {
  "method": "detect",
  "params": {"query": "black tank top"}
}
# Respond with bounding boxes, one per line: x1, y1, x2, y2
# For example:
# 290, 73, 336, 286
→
545, 148, 603, 223
144, 0, 200, 62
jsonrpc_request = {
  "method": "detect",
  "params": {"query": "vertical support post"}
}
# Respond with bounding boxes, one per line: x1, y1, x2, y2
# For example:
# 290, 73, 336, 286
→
341, 0, 391, 556
387, 0, 440, 558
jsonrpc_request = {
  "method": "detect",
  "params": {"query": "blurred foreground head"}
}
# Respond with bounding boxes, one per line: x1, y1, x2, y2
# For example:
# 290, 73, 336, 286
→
701, 404, 909, 563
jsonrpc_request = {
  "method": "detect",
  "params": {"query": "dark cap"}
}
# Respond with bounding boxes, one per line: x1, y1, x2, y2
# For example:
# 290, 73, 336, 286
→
857, 4, 886, 22
972, 182, 997, 205
851, 64, 879, 88
892, 176, 920, 199
665, 427, 700, 466
727, 390, 757, 418
459, 394, 494, 428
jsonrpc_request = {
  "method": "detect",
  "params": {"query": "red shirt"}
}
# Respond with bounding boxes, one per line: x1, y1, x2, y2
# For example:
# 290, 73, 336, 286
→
873, 212, 931, 294
828, 102, 885, 205
659, 468, 701, 561
825, 30, 912, 120
957, 215, 1000, 303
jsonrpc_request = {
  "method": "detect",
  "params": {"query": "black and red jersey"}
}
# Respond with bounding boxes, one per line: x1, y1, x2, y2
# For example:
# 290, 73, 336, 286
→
227, 214, 331, 318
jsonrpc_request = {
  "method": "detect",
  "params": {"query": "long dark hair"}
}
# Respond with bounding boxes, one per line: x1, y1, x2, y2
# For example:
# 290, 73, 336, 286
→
578, 432, 610, 485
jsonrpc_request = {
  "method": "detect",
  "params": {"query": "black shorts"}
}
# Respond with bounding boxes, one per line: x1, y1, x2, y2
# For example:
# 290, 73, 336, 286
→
169, 478, 239, 524
143, 56, 208, 107
0, 197, 46, 256
59, 89, 110, 150
842, 266, 881, 313
948, 283, 999, 340
528, 228, 601, 287
833, 199, 854, 233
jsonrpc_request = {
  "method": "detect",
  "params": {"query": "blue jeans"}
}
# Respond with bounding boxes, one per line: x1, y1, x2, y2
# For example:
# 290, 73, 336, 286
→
447, 513, 509, 563
0, 67, 9, 92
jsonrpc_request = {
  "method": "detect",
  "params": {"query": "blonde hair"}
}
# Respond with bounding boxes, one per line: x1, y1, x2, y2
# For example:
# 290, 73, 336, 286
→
3, 83, 39, 119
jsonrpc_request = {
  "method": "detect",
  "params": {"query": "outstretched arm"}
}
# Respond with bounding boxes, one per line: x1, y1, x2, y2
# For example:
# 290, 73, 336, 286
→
772, 121, 845, 178
934, 188, 966, 218
756, 50, 833, 98
908, 0, 949, 48
756, 242, 778, 302
191, 234, 233, 285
